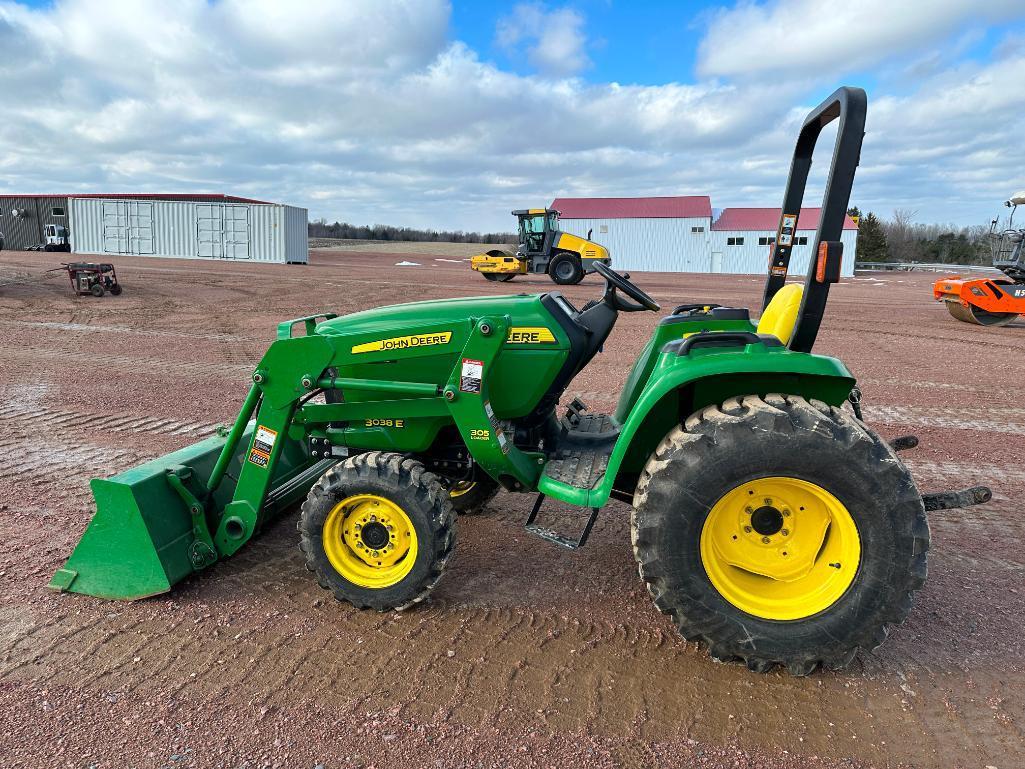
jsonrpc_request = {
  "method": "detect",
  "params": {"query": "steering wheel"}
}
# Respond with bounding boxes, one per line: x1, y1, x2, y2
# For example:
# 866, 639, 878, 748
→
593, 262, 661, 312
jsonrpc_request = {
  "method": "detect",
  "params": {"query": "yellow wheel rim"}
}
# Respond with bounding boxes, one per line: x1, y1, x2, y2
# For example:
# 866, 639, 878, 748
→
449, 481, 476, 498
700, 477, 861, 621
322, 494, 418, 589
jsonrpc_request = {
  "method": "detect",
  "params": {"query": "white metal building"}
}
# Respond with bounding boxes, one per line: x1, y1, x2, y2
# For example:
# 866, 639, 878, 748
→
711, 208, 857, 277
552, 196, 713, 272
68, 194, 309, 264
551, 196, 858, 276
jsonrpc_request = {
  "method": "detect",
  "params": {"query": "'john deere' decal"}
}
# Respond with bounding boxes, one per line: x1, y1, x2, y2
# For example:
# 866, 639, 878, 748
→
351, 331, 452, 354
506, 327, 556, 344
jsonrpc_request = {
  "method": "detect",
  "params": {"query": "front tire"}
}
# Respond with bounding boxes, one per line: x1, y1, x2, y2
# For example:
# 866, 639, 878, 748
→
483, 273, 515, 282
299, 452, 456, 610
548, 252, 583, 285
631, 394, 928, 674
89, 283, 105, 297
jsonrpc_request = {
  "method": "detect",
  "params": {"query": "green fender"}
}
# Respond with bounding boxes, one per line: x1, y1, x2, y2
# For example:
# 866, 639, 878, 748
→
540, 344, 856, 507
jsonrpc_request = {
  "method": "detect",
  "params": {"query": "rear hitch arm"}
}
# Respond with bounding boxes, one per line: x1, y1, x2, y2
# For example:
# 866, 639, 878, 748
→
922, 486, 992, 512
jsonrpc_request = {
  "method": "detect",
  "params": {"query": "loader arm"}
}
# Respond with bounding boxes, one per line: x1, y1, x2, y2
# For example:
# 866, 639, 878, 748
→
51, 309, 545, 598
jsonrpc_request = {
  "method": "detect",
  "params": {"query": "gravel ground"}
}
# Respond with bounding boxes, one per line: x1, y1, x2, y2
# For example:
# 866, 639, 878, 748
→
0, 249, 1022, 769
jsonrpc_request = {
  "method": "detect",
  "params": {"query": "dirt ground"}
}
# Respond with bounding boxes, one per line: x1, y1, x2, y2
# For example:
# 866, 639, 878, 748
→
0, 249, 1022, 769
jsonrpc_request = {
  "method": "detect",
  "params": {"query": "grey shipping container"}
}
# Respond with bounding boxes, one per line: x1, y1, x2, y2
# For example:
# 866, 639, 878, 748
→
68, 198, 309, 264
0, 195, 70, 250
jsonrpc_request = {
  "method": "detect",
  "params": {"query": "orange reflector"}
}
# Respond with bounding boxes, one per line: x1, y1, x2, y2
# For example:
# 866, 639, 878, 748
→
815, 241, 843, 284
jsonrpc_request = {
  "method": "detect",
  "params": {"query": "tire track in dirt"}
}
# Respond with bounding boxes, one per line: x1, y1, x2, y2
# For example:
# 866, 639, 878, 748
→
2, 584, 1022, 769
0, 319, 253, 343
0, 402, 218, 438
864, 404, 1025, 434
0, 344, 252, 378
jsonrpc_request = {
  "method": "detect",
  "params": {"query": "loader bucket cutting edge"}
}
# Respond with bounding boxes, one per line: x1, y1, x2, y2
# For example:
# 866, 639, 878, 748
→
49, 423, 322, 600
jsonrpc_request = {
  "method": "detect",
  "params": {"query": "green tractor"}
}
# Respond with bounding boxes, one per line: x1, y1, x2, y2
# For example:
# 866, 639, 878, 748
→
51, 88, 990, 674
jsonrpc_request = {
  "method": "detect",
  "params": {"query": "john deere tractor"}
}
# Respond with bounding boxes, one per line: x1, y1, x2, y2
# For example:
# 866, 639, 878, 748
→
471, 208, 610, 285
51, 88, 990, 675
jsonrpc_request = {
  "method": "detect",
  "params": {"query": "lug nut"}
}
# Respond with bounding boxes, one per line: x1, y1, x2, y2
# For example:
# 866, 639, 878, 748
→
745, 506, 753, 514
783, 509, 791, 517
761, 536, 771, 544
744, 526, 752, 533
764, 498, 772, 505
781, 529, 789, 536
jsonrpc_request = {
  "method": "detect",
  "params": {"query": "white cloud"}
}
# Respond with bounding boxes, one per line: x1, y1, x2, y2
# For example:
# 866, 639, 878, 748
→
496, 3, 591, 77
698, 0, 1024, 79
0, 0, 1022, 231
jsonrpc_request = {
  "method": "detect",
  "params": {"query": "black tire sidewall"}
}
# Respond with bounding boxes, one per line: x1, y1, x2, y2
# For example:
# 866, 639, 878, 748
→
635, 398, 925, 666
301, 457, 452, 609
549, 253, 582, 285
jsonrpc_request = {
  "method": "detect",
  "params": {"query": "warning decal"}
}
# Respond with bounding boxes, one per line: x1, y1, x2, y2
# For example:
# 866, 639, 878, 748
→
779, 213, 798, 246
248, 448, 270, 468
460, 358, 483, 393
253, 425, 278, 455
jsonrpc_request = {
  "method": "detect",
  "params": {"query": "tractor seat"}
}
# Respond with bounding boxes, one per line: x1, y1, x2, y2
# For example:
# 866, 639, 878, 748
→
756, 283, 803, 345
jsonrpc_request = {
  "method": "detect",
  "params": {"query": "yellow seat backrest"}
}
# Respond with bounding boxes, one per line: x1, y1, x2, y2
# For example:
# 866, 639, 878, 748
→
756, 283, 804, 345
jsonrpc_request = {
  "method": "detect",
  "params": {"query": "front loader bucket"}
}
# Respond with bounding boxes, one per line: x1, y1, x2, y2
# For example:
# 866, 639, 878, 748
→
49, 424, 328, 600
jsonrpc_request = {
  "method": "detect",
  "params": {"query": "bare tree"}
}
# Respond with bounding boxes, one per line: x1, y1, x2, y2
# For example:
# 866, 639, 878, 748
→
888, 208, 918, 263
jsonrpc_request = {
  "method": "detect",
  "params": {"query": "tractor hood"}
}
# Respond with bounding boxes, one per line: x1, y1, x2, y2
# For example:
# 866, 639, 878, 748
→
315, 293, 560, 339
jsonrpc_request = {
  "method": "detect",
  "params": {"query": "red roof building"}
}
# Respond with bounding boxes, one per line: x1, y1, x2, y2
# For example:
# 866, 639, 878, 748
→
551, 196, 712, 219
712, 207, 858, 231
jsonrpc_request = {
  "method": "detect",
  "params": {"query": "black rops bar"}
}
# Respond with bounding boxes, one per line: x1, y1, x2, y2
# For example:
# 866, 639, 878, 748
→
762, 86, 867, 354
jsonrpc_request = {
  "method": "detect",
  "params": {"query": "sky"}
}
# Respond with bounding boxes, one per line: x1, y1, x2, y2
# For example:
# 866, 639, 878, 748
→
1, 0, 1024, 232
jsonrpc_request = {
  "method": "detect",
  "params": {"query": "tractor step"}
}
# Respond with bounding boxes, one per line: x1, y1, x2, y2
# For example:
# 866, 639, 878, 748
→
559, 401, 621, 443
524, 493, 599, 550
541, 446, 610, 490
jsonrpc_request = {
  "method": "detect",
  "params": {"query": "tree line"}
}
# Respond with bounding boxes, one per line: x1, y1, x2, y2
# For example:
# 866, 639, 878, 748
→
309, 218, 516, 244
849, 207, 998, 265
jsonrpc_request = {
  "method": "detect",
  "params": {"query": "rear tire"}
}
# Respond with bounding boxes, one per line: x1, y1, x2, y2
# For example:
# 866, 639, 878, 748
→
631, 394, 928, 674
549, 252, 583, 285
89, 283, 105, 297
109, 284, 123, 296
447, 474, 500, 515
299, 452, 456, 610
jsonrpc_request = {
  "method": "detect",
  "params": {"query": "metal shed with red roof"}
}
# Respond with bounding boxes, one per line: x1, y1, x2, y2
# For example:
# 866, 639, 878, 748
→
710, 207, 858, 277
549, 196, 858, 276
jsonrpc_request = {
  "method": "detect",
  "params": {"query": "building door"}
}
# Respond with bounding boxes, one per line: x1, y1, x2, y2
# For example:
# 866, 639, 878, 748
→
197, 204, 224, 258
711, 251, 723, 273
102, 201, 130, 254
127, 201, 153, 254
223, 205, 251, 259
